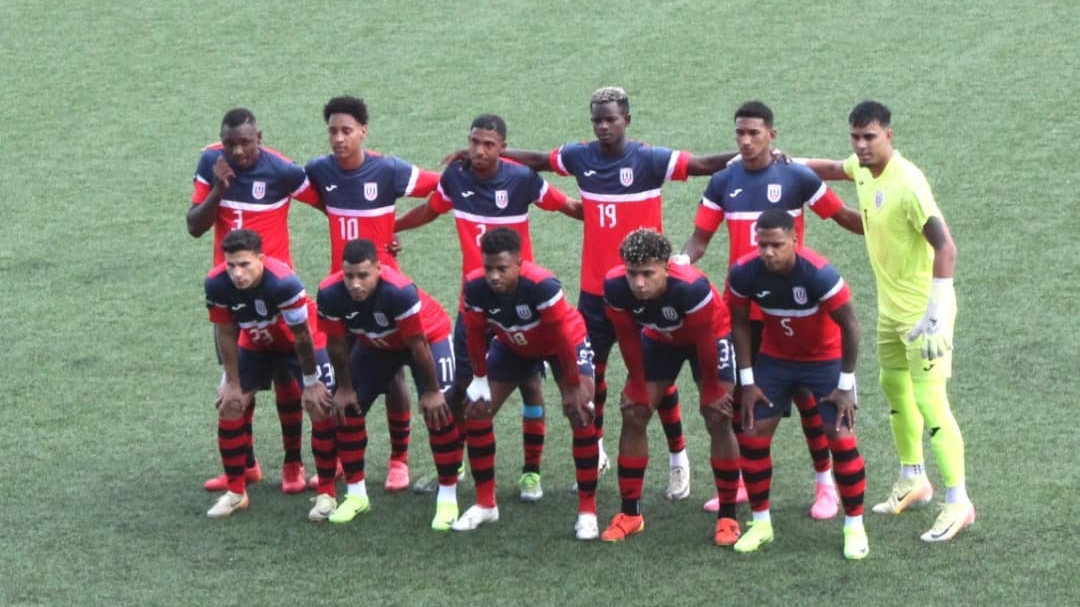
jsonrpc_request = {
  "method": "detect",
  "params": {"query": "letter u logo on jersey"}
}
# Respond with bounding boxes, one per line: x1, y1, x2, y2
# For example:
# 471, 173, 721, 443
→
495, 190, 509, 209
374, 312, 389, 327
252, 181, 266, 200
662, 306, 678, 321
767, 183, 782, 203
874, 190, 885, 209
254, 299, 267, 316
620, 167, 634, 187
516, 304, 532, 320
364, 182, 378, 201
792, 286, 807, 305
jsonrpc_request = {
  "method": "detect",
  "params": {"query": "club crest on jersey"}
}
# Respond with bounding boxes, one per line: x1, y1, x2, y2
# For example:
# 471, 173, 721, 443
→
254, 299, 267, 316
662, 306, 678, 321
495, 190, 509, 209
875, 190, 885, 209
620, 167, 634, 187
767, 183, 782, 203
516, 304, 532, 320
252, 181, 266, 200
374, 312, 389, 327
364, 182, 378, 201
792, 286, 807, 305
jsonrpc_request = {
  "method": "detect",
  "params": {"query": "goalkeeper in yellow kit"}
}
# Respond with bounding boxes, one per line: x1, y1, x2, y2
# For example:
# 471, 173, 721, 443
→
805, 100, 974, 542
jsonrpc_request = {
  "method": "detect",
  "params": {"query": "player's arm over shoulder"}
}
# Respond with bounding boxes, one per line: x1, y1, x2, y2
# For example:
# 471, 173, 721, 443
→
800, 156, 851, 181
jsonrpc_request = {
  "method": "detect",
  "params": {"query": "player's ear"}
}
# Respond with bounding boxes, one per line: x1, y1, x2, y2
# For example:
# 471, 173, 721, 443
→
624, 113, 632, 126
256, 130, 263, 145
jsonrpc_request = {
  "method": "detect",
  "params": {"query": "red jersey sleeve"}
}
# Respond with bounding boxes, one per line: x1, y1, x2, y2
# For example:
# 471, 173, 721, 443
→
395, 299, 426, 339
534, 181, 570, 212
694, 203, 723, 234
427, 186, 453, 214
292, 181, 321, 206
818, 278, 852, 314
208, 305, 232, 325
548, 147, 569, 177
409, 169, 441, 197
317, 316, 347, 337
192, 180, 211, 204
668, 151, 691, 182
808, 184, 844, 219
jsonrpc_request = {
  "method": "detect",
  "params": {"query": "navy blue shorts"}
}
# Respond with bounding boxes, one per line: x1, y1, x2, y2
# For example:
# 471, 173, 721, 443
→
238, 347, 334, 393
577, 292, 615, 366
642, 334, 736, 385
488, 338, 595, 384
752, 354, 841, 424
350, 337, 454, 411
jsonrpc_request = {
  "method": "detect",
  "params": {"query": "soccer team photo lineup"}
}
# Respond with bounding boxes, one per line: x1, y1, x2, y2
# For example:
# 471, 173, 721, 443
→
189, 88, 973, 559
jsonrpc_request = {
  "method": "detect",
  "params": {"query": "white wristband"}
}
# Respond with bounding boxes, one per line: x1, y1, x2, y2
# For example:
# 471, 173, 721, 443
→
837, 372, 856, 391
302, 373, 320, 388
669, 253, 691, 266
739, 368, 755, 386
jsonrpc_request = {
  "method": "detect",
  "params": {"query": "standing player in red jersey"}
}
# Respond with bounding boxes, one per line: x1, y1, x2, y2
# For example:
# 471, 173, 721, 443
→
451, 228, 600, 540
202, 230, 334, 519
599, 229, 741, 546
187, 108, 323, 495
303, 95, 444, 492
396, 114, 582, 502
725, 210, 869, 560
678, 101, 863, 516
314, 239, 463, 530
493, 87, 741, 500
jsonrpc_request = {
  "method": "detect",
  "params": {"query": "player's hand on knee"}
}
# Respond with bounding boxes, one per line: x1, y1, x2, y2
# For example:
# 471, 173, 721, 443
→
739, 385, 770, 430
420, 392, 451, 429
824, 388, 858, 432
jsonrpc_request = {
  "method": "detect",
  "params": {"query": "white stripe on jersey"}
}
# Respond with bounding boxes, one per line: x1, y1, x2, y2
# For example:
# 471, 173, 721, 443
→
238, 315, 280, 329
806, 182, 827, 206
642, 320, 684, 333
535, 290, 564, 311
663, 152, 682, 181
394, 300, 422, 321
279, 290, 307, 309
221, 197, 290, 212
554, 148, 568, 174
289, 177, 311, 199
701, 195, 723, 212
687, 290, 713, 314
759, 305, 821, 318
350, 327, 399, 340
487, 318, 542, 332
403, 166, 420, 197
724, 209, 804, 221
578, 188, 662, 203
452, 209, 528, 225
327, 205, 395, 218
820, 277, 845, 302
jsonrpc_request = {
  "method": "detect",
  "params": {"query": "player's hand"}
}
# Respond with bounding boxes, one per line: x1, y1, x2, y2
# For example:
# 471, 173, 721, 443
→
823, 388, 858, 432
440, 148, 468, 166
907, 279, 955, 360
301, 382, 334, 419
621, 380, 649, 407
562, 385, 594, 427
386, 237, 403, 258
419, 391, 451, 429
216, 381, 250, 417
771, 148, 792, 164
466, 375, 491, 402
331, 388, 361, 424
702, 388, 734, 418
739, 384, 771, 430
212, 156, 235, 190
669, 253, 691, 266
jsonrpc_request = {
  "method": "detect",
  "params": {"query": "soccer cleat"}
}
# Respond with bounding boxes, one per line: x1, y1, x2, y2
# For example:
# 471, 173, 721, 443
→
601, 513, 645, 542
575, 513, 599, 541
206, 491, 250, 519
328, 494, 371, 524
431, 501, 459, 532
384, 460, 410, 492
308, 494, 337, 522
714, 517, 742, 546
871, 475, 934, 515
281, 462, 307, 494
843, 525, 870, 560
664, 465, 690, 500
451, 504, 500, 531
733, 520, 774, 553
920, 502, 976, 543
307, 460, 344, 490
203, 462, 262, 492
810, 482, 840, 520
598, 447, 611, 476
519, 472, 543, 502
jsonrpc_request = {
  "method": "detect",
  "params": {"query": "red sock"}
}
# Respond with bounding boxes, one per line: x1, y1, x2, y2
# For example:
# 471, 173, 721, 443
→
738, 434, 773, 513
427, 419, 463, 486
336, 411, 368, 484
274, 380, 303, 464
710, 457, 740, 520
571, 425, 599, 514
830, 436, 866, 516
657, 386, 686, 453
795, 393, 831, 473
465, 418, 496, 508
386, 409, 411, 464
617, 455, 648, 516
218, 417, 248, 494
521, 417, 545, 474
310, 418, 337, 497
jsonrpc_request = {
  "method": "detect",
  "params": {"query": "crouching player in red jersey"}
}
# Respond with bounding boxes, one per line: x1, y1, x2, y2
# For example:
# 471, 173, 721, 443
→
600, 229, 741, 545
726, 209, 868, 560
202, 229, 334, 518
315, 239, 463, 530
452, 228, 601, 540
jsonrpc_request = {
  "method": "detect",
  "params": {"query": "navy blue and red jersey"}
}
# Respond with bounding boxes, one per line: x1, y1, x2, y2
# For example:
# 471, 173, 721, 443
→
304, 151, 439, 271
694, 158, 844, 269
191, 144, 317, 267
427, 160, 569, 279
549, 140, 690, 295
726, 247, 850, 362
603, 263, 729, 401
462, 260, 587, 384
205, 256, 324, 352
316, 265, 451, 351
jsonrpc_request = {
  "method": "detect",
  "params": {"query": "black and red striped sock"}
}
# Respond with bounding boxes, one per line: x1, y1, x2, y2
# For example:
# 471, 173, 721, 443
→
336, 411, 368, 484
274, 380, 303, 464
521, 412, 545, 474
830, 436, 866, 516
738, 434, 773, 513
711, 457, 740, 520
465, 418, 497, 508
427, 419, 463, 486
242, 398, 257, 468
795, 393, 831, 473
593, 362, 608, 440
571, 425, 599, 514
310, 418, 337, 497
386, 409, 411, 464
617, 455, 647, 516
218, 417, 248, 494
657, 386, 686, 453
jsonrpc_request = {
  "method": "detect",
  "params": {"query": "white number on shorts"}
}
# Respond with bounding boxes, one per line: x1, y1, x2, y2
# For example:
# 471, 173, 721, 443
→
598, 203, 617, 228
437, 356, 454, 384
716, 339, 733, 370
510, 332, 529, 346
338, 217, 359, 241
318, 362, 335, 384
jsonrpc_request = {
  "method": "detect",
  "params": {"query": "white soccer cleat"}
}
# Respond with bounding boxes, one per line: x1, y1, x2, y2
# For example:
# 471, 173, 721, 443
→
664, 465, 690, 500
308, 494, 337, 522
575, 513, 600, 541
451, 504, 500, 531
207, 491, 249, 519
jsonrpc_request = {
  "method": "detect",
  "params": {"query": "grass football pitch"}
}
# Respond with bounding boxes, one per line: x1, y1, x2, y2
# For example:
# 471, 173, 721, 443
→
1, 1, 1077, 605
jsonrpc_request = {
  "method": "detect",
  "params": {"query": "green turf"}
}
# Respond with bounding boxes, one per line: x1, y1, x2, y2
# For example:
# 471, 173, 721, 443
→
2, 0, 1078, 605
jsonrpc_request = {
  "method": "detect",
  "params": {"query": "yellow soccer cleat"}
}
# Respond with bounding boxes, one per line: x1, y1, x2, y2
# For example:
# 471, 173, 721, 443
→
733, 520, 774, 553
328, 494, 370, 524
